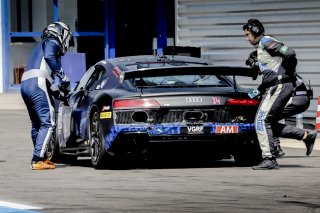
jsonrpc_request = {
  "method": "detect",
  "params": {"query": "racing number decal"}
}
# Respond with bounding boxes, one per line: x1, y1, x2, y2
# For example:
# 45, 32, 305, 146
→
100, 111, 112, 119
215, 125, 238, 134
212, 97, 221, 105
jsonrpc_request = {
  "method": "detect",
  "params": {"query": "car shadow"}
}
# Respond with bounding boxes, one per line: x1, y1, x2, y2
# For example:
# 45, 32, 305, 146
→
146, 159, 236, 170
65, 156, 237, 170
279, 155, 318, 159
277, 164, 317, 168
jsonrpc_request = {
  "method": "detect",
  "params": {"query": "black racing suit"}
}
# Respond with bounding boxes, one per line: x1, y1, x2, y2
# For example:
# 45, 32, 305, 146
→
273, 76, 311, 149
253, 35, 303, 159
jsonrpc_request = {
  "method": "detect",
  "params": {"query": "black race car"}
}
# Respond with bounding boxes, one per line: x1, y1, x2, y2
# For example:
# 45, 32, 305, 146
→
47, 55, 262, 168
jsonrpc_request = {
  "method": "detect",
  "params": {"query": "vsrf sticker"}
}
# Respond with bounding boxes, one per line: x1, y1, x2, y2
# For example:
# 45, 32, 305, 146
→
100, 111, 112, 119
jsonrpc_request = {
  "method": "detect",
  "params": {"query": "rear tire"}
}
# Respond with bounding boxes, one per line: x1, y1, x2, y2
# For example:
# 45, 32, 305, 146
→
89, 111, 109, 169
233, 135, 262, 167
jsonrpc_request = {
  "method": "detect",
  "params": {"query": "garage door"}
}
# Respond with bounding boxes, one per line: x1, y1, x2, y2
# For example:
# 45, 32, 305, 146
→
175, 0, 320, 118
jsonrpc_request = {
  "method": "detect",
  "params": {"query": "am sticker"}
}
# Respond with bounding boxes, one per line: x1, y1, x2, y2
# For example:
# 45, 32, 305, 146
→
215, 125, 238, 134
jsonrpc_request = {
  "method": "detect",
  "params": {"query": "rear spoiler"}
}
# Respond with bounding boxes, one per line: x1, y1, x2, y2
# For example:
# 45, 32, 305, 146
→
123, 66, 258, 80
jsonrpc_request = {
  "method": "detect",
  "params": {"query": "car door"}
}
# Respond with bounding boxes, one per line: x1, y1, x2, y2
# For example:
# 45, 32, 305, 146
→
58, 66, 97, 147
70, 66, 107, 142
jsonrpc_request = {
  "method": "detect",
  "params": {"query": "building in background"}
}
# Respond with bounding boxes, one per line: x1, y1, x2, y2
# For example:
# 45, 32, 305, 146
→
0, 0, 174, 92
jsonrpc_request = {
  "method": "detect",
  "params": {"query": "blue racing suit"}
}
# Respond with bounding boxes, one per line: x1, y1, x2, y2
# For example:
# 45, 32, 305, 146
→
254, 35, 302, 158
20, 38, 70, 161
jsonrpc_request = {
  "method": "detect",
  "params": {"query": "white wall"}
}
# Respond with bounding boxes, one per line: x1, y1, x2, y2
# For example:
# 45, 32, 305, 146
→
0, 1, 4, 93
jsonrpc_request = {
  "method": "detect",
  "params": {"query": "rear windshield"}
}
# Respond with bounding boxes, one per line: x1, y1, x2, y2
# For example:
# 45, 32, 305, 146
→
131, 75, 231, 88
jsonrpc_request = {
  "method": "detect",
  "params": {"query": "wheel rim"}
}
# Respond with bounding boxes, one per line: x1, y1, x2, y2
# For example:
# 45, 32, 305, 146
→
90, 112, 101, 164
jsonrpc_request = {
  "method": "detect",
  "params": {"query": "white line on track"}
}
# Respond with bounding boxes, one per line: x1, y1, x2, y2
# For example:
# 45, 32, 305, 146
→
0, 201, 42, 210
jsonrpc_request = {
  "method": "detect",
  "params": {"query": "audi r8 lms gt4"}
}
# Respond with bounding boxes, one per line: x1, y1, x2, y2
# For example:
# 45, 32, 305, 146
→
46, 55, 262, 169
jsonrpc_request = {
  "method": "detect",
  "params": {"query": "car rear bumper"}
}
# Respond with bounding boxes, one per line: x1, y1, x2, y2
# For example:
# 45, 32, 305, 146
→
104, 123, 255, 149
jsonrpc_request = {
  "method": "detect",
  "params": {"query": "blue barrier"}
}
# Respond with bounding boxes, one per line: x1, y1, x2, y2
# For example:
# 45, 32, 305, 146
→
61, 52, 86, 88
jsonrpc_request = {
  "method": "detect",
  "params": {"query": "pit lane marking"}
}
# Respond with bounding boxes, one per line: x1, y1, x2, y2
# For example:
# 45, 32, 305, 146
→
0, 201, 42, 212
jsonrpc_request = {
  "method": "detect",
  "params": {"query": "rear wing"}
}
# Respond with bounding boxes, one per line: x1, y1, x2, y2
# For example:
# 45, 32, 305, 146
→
123, 66, 258, 80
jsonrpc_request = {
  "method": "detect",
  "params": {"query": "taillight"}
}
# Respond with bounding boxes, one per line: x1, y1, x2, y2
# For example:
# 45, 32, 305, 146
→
225, 98, 260, 106
113, 99, 160, 109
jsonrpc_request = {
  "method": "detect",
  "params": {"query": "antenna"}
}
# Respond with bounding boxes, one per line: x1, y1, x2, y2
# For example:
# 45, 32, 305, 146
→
233, 75, 239, 93
140, 77, 143, 94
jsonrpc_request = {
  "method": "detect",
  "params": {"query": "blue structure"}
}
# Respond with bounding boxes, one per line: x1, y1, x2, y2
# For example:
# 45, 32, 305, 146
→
0, 0, 168, 93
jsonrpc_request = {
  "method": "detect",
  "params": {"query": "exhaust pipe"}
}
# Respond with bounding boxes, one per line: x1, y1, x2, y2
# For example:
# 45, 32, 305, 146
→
132, 111, 149, 123
183, 111, 206, 121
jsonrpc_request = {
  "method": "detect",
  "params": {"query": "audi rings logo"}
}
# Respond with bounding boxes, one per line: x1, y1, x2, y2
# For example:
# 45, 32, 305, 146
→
185, 97, 203, 103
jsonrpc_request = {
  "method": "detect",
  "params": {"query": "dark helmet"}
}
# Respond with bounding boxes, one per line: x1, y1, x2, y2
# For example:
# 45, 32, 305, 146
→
243, 19, 265, 36
41, 22, 75, 55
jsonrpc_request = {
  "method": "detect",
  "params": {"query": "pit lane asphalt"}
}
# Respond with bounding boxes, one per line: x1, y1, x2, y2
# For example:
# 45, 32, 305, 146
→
0, 109, 319, 213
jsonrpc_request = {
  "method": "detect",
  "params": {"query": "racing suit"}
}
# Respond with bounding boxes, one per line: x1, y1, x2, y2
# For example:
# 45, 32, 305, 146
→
273, 76, 311, 150
20, 38, 70, 162
254, 35, 298, 159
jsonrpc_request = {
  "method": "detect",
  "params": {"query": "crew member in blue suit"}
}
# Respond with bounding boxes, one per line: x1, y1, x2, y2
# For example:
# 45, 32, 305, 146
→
20, 22, 74, 170
243, 19, 317, 170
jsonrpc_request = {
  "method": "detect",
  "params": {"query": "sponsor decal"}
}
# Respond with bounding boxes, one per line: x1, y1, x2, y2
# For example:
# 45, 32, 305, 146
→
100, 78, 108, 88
212, 97, 221, 105
279, 45, 288, 55
100, 111, 112, 119
102, 106, 110, 111
187, 125, 204, 134
295, 91, 307, 95
185, 97, 202, 103
256, 111, 266, 131
215, 125, 238, 134
112, 70, 118, 78
112, 66, 122, 79
267, 41, 277, 49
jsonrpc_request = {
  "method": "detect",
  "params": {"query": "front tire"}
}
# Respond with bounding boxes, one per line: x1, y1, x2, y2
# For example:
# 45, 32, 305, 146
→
46, 126, 77, 163
46, 128, 60, 162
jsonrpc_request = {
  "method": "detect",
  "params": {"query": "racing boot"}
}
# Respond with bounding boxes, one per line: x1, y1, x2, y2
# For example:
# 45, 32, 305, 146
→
252, 157, 279, 170
273, 146, 285, 158
31, 161, 55, 170
303, 130, 317, 156
44, 159, 55, 166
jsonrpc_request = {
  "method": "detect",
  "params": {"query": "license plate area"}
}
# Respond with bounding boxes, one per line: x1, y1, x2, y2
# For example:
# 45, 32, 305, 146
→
181, 125, 210, 134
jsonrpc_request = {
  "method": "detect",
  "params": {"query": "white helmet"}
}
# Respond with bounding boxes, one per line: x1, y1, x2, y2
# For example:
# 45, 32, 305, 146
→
42, 22, 75, 55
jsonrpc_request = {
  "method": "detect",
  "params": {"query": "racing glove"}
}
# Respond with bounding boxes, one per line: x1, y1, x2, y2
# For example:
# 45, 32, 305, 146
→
245, 50, 258, 68
51, 69, 70, 92
50, 69, 71, 100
